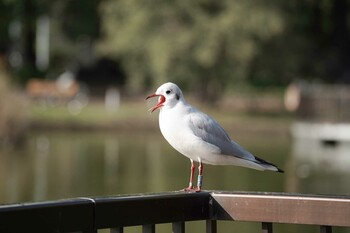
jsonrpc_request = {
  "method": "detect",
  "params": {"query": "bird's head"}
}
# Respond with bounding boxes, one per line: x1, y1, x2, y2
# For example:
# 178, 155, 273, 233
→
146, 82, 183, 112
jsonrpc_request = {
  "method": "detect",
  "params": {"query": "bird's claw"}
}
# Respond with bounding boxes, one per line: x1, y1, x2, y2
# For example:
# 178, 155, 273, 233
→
182, 187, 201, 193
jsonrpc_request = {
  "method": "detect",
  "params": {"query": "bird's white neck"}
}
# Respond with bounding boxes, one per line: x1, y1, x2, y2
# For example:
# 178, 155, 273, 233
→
159, 98, 189, 115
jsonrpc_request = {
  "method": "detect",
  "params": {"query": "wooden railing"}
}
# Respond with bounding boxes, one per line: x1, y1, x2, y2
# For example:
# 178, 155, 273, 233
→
0, 191, 349, 233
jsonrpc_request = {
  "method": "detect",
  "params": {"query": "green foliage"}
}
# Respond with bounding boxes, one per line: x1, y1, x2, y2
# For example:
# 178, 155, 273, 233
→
98, 0, 284, 97
0, 1, 12, 49
249, 0, 350, 86
62, 0, 101, 41
1, 0, 349, 97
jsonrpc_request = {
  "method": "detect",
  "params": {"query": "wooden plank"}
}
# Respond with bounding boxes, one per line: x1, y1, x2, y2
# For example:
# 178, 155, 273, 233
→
211, 192, 350, 227
172, 221, 185, 233
95, 191, 210, 229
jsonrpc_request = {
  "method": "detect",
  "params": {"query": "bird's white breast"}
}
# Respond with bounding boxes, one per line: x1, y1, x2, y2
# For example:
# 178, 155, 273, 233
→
158, 104, 219, 162
159, 105, 190, 154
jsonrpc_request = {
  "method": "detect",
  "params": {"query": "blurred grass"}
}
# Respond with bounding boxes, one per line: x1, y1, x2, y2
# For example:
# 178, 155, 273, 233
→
29, 100, 155, 129
30, 101, 145, 123
29, 97, 292, 133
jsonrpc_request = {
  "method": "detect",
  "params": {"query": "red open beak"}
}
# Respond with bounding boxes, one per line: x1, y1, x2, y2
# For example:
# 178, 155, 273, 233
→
145, 93, 166, 112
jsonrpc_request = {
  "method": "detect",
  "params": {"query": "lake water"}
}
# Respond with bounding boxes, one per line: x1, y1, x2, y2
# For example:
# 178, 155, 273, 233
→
0, 128, 349, 233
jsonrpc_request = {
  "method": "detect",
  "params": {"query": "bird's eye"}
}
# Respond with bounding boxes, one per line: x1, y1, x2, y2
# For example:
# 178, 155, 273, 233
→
166, 90, 171, 94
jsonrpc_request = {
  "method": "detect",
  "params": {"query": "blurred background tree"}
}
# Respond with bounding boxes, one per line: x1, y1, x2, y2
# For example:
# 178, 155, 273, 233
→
0, 0, 349, 98
0, 0, 107, 83
97, 0, 284, 100
249, 0, 350, 87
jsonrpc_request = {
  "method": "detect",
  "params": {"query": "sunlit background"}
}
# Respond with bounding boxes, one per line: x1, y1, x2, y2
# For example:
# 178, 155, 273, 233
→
0, 1, 350, 233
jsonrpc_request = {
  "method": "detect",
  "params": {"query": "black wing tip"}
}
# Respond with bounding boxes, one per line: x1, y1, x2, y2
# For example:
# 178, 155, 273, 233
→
254, 156, 284, 173
276, 167, 284, 173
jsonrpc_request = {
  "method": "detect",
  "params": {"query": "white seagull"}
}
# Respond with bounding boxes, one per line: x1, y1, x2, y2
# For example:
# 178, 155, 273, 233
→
146, 82, 283, 192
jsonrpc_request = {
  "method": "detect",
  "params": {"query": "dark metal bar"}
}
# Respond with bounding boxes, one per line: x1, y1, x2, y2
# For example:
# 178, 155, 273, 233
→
206, 220, 217, 233
262, 222, 273, 233
172, 221, 185, 233
320, 225, 332, 233
94, 192, 210, 229
0, 198, 94, 233
142, 224, 155, 233
110, 227, 124, 233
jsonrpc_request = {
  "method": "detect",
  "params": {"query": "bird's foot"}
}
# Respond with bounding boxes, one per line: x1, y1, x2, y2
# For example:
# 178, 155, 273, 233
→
182, 187, 201, 193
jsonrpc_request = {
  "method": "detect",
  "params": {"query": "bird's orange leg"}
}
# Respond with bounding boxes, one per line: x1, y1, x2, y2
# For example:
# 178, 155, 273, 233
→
196, 162, 203, 191
183, 160, 196, 192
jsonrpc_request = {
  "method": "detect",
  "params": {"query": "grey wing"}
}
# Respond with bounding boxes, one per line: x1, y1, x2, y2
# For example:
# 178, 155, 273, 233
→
188, 111, 255, 161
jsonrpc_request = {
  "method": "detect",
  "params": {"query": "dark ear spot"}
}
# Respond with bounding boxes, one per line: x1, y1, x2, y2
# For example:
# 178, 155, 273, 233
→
176, 94, 180, 100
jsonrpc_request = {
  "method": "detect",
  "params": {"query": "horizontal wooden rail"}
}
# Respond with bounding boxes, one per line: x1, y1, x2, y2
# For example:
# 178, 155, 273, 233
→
211, 192, 350, 227
0, 191, 349, 233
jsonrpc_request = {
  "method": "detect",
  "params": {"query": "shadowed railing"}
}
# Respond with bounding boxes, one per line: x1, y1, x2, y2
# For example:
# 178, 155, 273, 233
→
0, 191, 349, 233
